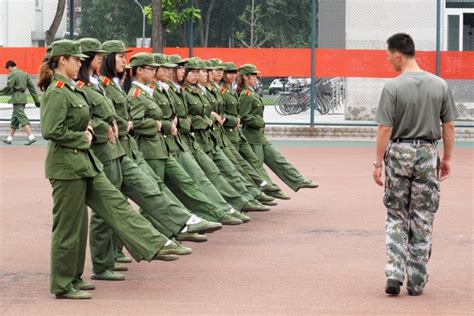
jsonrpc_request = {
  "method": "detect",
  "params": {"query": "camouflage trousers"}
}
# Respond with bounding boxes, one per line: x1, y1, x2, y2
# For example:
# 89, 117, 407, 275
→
383, 143, 440, 294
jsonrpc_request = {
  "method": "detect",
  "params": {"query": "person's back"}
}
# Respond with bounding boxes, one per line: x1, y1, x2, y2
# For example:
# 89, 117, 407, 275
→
377, 71, 454, 141
373, 33, 458, 297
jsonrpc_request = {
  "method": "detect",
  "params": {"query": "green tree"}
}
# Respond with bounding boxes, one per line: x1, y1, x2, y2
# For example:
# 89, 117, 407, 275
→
80, 0, 151, 46
235, 0, 272, 48
144, 0, 201, 51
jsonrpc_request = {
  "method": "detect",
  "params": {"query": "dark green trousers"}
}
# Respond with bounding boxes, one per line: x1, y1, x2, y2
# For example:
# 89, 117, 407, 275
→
10, 103, 30, 129
251, 141, 306, 191
190, 147, 249, 211
50, 172, 168, 294
146, 156, 227, 222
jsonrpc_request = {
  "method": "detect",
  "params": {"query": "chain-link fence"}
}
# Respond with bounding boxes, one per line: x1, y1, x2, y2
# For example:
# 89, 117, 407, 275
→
1, 0, 473, 125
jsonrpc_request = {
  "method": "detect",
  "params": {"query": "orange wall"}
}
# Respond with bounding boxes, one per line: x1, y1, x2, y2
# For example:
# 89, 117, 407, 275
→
0, 47, 473, 79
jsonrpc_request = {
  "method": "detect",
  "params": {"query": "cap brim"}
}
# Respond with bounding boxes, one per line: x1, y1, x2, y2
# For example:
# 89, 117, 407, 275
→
73, 53, 90, 59
160, 62, 178, 68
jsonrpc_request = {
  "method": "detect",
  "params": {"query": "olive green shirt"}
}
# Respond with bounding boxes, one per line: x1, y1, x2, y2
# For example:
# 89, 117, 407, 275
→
206, 83, 229, 147
238, 86, 266, 145
182, 83, 214, 153
128, 82, 169, 160
77, 79, 125, 163
375, 71, 459, 140
0, 68, 40, 104
221, 84, 241, 144
40, 74, 102, 180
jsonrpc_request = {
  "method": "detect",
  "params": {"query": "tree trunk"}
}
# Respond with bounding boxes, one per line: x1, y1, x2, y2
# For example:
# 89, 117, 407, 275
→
46, 0, 66, 45
152, 0, 163, 52
203, 0, 215, 47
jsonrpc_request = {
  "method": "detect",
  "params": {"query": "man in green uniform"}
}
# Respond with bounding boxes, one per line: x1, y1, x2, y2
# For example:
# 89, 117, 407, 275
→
1, 60, 41, 145
373, 33, 458, 296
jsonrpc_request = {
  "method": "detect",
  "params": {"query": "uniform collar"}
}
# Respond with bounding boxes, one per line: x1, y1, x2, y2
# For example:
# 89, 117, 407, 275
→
132, 81, 154, 97
53, 74, 76, 90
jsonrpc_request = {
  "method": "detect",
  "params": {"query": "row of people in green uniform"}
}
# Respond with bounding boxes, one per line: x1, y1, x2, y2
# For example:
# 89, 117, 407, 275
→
38, 38, 318, 299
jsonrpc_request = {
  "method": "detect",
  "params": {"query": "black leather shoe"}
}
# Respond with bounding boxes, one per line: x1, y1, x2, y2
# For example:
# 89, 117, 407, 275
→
385, 279, 401, 295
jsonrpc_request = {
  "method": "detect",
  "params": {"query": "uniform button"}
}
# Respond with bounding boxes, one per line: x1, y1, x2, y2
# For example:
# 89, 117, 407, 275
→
230, 129, 233, 132
74, 149, 78, 154
163, 135, 167, 138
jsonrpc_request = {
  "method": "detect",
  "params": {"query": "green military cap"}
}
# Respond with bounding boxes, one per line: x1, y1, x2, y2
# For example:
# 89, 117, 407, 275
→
203, 60, 219, 70
184, 58, 203, 70
167, 54, 186, 65
100, 40, 132, 54
223, 62, 238, 72
239, 63, 261, 75
128, 52, 160, 68
209, 58, 225, 69
152, 53, 177, 68
78, 38, 107, 54
50, 39, 88, 59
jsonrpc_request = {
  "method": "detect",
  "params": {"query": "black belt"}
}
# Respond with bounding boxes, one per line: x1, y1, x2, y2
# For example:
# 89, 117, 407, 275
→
392, 138, 437, 145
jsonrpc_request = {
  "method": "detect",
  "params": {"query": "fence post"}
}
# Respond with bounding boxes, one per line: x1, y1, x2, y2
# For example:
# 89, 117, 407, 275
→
188, 0, 194, 57
436, 0, 441, 76
310, 0, 317, 127
69, 0, 75, 40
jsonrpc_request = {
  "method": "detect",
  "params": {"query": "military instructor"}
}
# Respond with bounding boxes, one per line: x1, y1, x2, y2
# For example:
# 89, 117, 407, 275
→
373, 33, 458, 296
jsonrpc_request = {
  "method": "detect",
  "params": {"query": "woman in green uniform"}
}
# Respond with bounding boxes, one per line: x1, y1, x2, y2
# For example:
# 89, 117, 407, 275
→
237, 64, 318, 192
98, 41, 210, 243
126, 52, 234, 225
38, 39, 191, 300
76, 39, 222, 281
181, 59, 269, 212
149, 53, 248, 223
220, 62, 285, 201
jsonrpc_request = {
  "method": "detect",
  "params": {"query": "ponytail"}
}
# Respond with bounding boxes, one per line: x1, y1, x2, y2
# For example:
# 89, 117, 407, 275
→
236, 74, 245, 95
38, 57, 60, 92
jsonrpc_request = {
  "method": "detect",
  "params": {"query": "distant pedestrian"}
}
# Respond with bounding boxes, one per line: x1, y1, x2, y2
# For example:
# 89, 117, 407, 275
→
373, 33, 458, 296
0, 60, 41, 145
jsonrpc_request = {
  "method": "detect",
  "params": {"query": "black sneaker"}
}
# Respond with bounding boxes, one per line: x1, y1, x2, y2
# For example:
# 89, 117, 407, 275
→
385, 279, 401, 295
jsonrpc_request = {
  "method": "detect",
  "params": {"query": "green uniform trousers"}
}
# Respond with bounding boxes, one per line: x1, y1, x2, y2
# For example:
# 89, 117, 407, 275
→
174, 151, 233, 211
251, 141, 306, 191
208, 147, 257, 202
146, 156, 227, 222
50, 172, 168, 294
190, 147, 249, 211
10, 103, 30, 129
90, 156, 192, 273
225, 140, 267, 187
230, 137, 280, 189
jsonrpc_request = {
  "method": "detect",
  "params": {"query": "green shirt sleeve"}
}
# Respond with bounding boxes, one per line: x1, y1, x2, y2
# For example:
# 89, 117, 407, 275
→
26, 76, 40, 103
41, 89, 90, 149
375, 84, 396, 127
440, 84, 459, 123
239, 95, 265, 129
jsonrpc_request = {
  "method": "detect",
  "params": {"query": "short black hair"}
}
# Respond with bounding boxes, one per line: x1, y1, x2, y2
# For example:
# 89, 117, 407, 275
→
387, 33, 415, 57
5, 60, 16, 68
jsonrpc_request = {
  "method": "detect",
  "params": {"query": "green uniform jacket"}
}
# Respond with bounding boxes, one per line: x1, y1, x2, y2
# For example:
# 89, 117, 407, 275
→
221, 84, 241, 144
100, 76, 142, 159
128, 83, 169, 160
150, 81, 186, 154
238, 86, 266, 145
40, 74, 102, 180
207, 83, 230, 147
182, 84, 214, 153
77, 80, 125, 163
0, 69, 40, 104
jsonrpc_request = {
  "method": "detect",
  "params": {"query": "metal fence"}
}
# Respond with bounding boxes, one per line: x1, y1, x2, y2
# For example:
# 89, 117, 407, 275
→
1, 0, 473, 126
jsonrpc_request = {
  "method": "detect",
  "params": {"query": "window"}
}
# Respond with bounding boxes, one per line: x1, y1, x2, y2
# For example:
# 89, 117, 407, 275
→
444, 6, 474, 51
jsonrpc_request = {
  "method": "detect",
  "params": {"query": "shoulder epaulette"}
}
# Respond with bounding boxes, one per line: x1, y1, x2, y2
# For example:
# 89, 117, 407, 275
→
132, 88, 141, 98
149, 83, 156, 90
55, 81, 65, 89
244, 90, 251, 96
220, 86, 226, 94
100, 76, 111, 86
76, 80, 86, 89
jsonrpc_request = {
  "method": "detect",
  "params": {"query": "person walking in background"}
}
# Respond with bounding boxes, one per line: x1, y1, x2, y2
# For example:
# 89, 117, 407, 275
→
373, 33, 458, 296
0, 60, 41, 145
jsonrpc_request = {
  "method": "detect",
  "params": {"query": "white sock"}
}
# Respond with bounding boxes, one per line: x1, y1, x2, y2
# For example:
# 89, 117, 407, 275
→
28, 134, 35, 140
227, 208, 236, 214
260, 181, 268, 187
6, 136, 13, 141
180, 226, 188, 233
165, 240, 172, 246
186, 215, 202, 225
